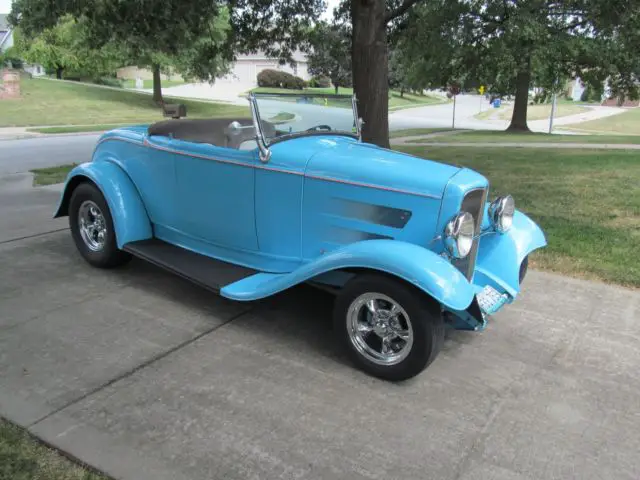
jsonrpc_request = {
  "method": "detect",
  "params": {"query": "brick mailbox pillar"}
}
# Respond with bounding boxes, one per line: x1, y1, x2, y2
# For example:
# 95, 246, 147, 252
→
0, 69, 21, 99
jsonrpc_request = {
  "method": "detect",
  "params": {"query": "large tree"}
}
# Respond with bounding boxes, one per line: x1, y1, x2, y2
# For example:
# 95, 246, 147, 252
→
349, 0, 429, 148
10, 0, 324, 103
307, 21, 352, 94
392, 0, 637, 132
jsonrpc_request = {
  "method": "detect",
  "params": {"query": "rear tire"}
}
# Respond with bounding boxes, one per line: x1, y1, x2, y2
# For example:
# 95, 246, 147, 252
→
333, 274, 444, 381
69, 182, 131, 268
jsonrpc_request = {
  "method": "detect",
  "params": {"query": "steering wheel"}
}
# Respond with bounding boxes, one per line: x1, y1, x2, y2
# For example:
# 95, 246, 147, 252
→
306, 124, 332, 132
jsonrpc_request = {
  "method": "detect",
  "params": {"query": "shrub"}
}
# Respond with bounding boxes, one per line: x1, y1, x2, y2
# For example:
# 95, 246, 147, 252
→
92, 76, 124, 88
257, 69, 282, 87
309, 75, 331, 88
257, 68, 305, 90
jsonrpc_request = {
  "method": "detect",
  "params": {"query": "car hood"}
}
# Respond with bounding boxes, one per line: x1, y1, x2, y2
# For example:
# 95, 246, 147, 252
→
300, 136, 461, 199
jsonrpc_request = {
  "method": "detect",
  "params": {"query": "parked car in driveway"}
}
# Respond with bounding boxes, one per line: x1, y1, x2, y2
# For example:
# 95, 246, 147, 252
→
54, 92, 546, 381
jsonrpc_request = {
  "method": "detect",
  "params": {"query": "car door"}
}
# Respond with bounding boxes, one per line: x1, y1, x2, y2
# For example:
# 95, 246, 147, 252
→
129, 134, 177, 229
171, 139, 259, 252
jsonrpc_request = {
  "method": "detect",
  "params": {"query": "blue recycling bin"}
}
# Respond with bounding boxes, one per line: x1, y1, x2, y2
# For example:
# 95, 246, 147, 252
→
492, 98, 501, 108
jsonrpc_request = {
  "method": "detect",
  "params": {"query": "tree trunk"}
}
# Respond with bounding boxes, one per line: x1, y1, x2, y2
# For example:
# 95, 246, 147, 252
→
55, 66, 64, 79
400, 86, 405, 98
335, 84, 339, 95
507, 58, 532, 132
152, 64, 163, 104
352, 0, 389, 148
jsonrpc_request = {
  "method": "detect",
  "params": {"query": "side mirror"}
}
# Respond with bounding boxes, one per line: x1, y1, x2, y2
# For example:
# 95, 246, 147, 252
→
226, 121, 245, 137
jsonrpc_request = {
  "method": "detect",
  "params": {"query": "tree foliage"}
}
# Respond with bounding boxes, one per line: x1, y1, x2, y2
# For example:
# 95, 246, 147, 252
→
393, 0, 640, 131
12, 15, 121, 79
10, 0, 324, 103
307, 21, 352, 94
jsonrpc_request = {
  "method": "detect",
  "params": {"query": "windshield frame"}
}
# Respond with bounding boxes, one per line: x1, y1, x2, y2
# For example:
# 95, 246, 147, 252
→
248, 92, 361, 147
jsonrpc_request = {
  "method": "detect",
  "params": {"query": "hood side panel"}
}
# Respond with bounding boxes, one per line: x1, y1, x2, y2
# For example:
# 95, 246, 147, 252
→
301, 141, 457, 260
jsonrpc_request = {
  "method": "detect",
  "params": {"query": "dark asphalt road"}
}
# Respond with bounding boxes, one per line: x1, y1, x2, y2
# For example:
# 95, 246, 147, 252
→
0, 134, 100, 174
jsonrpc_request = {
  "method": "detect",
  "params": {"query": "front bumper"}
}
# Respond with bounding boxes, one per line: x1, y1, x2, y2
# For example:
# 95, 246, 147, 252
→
446, 283, 512, 331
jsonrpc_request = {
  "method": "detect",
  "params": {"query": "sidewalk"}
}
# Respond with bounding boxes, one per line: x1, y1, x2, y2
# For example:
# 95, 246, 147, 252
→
392, 138, 640, 149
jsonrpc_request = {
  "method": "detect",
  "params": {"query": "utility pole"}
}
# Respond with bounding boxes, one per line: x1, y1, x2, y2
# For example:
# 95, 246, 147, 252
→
452, 94, 457, 129
548, 92, 557, 133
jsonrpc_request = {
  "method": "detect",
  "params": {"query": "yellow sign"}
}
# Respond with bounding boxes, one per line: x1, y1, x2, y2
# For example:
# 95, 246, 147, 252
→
479, 85, 485, 95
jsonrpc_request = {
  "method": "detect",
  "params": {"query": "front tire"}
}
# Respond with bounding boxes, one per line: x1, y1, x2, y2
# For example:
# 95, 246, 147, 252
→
334, 274, 444, 381
69, 182, 131, 268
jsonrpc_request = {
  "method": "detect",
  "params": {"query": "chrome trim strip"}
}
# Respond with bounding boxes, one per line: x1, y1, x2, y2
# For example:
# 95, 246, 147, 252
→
306, 173, 442, 200
452, 187, 487, 280
248, 93, 271, 163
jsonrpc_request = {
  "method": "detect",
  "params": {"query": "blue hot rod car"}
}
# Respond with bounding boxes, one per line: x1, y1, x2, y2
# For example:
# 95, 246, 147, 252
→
54, 93, 546, 380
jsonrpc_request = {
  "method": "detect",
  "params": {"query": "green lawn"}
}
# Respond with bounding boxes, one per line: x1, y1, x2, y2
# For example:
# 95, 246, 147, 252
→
397, 145, 640, 287
476, 103, 590, 121
565, 108, 640, 135
0, 418, 109, 480
1, 78, 248, 127
403, 130, 640, 144
389, 128, 456, 138
31, 164, 77, 186
249, 87, 445, 109
122, 79, 186, 89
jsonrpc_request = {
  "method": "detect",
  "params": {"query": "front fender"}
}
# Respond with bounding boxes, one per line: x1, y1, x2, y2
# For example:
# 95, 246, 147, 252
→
54, 161, 152, 248
475, 209, 547, 298
222, 239, 476, 310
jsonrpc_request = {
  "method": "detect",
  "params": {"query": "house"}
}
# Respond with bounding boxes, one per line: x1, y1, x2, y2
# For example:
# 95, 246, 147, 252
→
219, 50, 311, 86
116, 50, 311, 88
566, 77, 586, 102
0, 13, 45, 75
0, 14, 13, 52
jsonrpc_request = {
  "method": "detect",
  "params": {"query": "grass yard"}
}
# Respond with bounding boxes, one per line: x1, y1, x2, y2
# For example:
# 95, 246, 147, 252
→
565, 108, 640, 135
0, 418, 109, 480
476, 103, 589, 121
122, 79, 186, 89
31, 164, 77, 186
1, 78, 248, 127
398, 145, 640, 287
250, 87, 445, 109
403, 130, 640, 144
389, 128, 456, 138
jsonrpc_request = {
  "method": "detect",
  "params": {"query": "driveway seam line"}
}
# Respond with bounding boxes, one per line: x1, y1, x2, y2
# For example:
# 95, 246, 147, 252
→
26, 306, 254, 428
0, 227, 69, 245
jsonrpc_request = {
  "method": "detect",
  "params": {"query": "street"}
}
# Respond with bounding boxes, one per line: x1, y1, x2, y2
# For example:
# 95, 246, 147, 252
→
0, 133, 100, 174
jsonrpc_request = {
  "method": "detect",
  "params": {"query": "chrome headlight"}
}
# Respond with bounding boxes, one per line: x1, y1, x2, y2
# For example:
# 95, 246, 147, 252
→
488, 195, 515, 233
444, 212, 475, 258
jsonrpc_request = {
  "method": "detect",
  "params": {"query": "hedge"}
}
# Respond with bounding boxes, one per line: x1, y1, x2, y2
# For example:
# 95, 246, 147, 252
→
257, 69, 306, 89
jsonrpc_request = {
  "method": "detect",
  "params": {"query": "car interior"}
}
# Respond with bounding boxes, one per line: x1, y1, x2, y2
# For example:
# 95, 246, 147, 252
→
147, 118, 277, 150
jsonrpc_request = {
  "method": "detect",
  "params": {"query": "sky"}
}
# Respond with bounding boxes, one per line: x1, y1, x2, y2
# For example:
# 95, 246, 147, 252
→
322, 0, 341, 19
0, 0, 11, 15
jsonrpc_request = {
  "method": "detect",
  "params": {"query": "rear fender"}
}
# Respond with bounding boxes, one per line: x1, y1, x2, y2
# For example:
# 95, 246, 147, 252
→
54, 161, 152, 248
222, 239, 476, 310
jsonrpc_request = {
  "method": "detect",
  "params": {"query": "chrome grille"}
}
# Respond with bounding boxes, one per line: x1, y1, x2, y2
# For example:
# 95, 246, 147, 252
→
452, 188, 487, 280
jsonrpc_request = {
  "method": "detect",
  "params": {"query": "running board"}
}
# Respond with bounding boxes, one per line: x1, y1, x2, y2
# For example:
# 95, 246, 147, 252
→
123, 239, 258, 293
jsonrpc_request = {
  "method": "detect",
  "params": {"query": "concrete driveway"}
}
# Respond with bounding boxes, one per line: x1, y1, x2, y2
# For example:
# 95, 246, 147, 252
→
1, 173, 639, 480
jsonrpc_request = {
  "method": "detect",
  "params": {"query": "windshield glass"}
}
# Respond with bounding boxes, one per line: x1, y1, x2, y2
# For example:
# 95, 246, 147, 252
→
252, 93, 358, 144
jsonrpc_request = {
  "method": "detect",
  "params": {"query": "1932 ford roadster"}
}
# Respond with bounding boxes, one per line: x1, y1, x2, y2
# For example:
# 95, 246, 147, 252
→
55, 93, 546, 381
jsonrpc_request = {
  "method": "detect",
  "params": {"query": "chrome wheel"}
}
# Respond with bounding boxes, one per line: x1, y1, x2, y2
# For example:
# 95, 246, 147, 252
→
346, 292, 414, 366
78, 200, 107, 252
